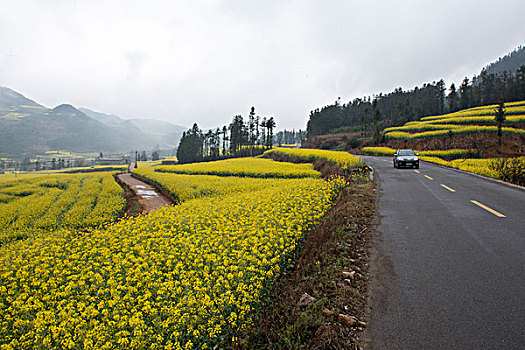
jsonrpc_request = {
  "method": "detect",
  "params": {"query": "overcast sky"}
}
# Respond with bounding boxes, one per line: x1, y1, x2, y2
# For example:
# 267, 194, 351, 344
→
1, 0, 524, 130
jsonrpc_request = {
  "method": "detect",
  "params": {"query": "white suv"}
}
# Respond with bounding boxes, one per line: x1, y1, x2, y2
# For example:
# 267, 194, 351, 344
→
393, 149, 419, 169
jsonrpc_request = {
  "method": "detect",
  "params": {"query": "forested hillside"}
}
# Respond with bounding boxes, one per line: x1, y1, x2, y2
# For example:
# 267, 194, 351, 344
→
307, 46, 525, 139
483, 46, 525, 76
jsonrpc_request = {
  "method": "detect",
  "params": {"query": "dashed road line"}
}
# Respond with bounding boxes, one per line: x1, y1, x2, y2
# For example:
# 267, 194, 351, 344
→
414, 170, 420, 174
470, 200, 506, 218
440, 184, 456, 192
424, 175, 434, 180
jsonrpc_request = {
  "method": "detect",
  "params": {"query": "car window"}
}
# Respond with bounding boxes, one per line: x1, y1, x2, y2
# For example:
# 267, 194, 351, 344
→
399, 150, 415, 156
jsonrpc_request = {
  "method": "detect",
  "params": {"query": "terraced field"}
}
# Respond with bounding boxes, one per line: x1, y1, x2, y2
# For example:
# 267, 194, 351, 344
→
0, 153, 363, 349
383, 101, 525, 140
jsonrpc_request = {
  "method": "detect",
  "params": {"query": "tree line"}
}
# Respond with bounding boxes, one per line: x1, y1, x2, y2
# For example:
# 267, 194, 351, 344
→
176, 107, 277, 164
274, 129, 307, 145
307, 60, 525, 140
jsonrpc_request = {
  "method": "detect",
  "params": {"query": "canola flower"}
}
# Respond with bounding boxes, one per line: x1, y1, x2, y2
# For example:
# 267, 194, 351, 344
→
419, 156, 525, 179
384, 125, 525, 140
362, 147, 481, 160
0, 172, 125, 244
0, 176, 346, 349
263, 147, 363, 169
420, 102, 525, 121
383, 100, 525, 140
407, 115, 525, 126
362, 147, 522, 181
134, 167, 291, 203
155, 157, 320, 178
361, 147, 397, 156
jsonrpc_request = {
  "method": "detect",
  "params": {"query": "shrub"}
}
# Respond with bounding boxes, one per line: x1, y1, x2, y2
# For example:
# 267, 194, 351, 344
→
489, 157, 525, 186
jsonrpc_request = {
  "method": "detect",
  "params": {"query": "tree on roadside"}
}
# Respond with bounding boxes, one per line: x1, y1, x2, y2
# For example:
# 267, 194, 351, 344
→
494, 101, 506, 155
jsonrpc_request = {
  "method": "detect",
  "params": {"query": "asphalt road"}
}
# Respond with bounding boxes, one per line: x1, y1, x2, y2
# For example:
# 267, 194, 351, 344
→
361, 156, 525, 349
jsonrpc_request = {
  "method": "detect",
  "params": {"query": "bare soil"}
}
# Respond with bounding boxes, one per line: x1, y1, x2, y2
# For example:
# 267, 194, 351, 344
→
303, 132, 364, 151
236, 180, 377, 349
116, 173, 172, 213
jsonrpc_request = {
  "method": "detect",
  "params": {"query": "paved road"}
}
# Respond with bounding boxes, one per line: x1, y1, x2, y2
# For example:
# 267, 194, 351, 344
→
362, 156, 525, 349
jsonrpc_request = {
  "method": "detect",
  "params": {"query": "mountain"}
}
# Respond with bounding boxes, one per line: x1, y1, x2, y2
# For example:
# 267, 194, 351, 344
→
78, 107, 123, 125
80, 108, 185, 148
128, 118, 186, 136
0, 87, 185, 158
0, 86, 42, 110
483, 45, 525, 76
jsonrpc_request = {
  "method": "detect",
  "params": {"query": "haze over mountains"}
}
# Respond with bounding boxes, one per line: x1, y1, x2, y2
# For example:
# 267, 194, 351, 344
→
0, 87, 185, 159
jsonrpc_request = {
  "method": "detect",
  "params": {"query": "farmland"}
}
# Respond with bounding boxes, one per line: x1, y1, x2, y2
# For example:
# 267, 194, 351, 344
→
155, 157, 321, 178
0, 154, 365, 349
362, 146, 481, 160
383, 100, 525, 142
263, 147, 364, 169
0, 172, 125, 245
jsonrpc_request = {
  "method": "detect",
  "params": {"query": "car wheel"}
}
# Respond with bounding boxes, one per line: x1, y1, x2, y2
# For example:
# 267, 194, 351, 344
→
393, 161, 397, 168
415, 164, 419, 169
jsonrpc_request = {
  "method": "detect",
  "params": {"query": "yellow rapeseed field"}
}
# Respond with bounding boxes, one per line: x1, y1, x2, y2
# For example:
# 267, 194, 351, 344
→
134, 167, 290, 203
0, 175, 346, 349
418, 156, 525, 179
0, 172, 125, 244
362, 147, 480, 160
383, 100, 525, 140
155, 157, 320, 178
263, 147, 363, 169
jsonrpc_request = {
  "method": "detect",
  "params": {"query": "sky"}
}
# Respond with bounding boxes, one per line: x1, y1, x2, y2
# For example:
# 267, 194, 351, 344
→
1, 0, 524, 130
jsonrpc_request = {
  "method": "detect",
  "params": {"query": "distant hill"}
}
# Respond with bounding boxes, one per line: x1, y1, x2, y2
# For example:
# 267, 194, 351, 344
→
78, 107, 123, 125
80, 107, 185, 148
0, 86, 42, 110
128, 118, 186, 136
483, 45, 525, 76
0, 87, 185, 159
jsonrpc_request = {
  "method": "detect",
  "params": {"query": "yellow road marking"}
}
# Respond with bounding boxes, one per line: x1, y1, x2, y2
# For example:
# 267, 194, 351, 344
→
440, 184, 456, 192
424, 175, 434, 180
470, 200, 506, 218
414, 170, 420, 174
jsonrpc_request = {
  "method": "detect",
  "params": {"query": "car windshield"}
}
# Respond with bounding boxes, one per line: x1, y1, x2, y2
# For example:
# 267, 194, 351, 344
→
398, 150, 416, 156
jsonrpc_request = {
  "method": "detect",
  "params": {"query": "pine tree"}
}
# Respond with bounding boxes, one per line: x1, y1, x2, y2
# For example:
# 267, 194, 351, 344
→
459, 77, 471, 109
494, 101, 506, 155
372, 100, 382, 145
448, 83, 459, 112
266, 117, 276, 148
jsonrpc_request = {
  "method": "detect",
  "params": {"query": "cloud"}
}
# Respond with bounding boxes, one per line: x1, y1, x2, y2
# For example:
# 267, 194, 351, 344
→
1, 0, 524, 130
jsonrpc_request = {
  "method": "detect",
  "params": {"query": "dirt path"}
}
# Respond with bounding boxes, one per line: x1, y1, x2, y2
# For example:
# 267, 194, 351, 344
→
116, 173, 172, 213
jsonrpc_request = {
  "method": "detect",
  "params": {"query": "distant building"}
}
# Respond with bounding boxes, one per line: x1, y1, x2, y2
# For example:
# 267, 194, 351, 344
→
96, 157, 127, 166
